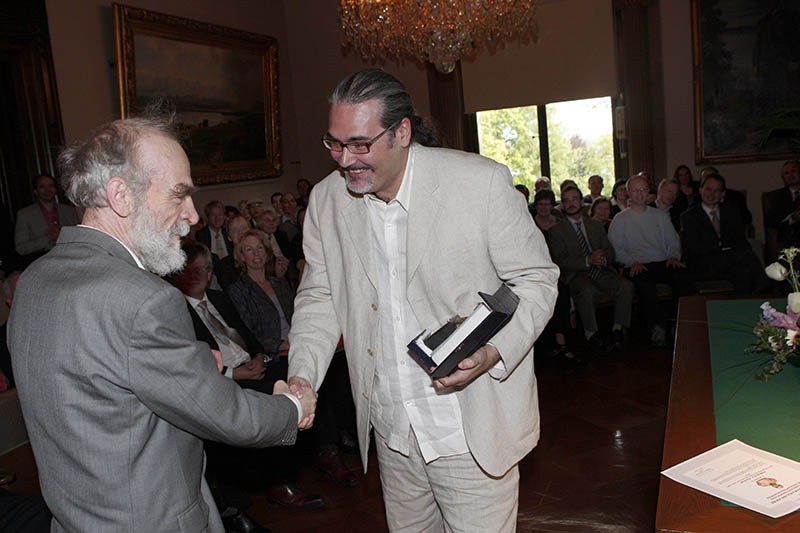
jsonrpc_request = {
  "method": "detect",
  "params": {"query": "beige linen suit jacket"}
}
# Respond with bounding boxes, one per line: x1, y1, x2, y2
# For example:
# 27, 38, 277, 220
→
288, 144, 559, 477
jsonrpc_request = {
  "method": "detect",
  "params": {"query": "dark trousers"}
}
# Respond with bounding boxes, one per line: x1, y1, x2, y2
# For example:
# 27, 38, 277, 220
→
627, 261, 694, 331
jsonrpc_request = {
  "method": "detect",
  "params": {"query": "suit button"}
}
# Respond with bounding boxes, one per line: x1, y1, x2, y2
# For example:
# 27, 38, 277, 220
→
371, 303, 378, 311
367, 348, 374, 357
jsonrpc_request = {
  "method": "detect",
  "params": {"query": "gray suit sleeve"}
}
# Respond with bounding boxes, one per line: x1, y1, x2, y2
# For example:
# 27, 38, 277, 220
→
128, 285, 297, 447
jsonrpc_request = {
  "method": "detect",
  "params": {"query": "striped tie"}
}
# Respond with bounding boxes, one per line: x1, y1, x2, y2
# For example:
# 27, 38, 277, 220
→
574, 220, 600, 279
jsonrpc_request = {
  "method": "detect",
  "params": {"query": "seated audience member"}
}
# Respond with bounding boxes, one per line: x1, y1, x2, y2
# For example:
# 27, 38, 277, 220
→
1, 270, 21, 389
680, 173, 767, 295
290, 207, 306, 269
583, 174, 605, 203
532, 189, 560, 232
14, 174, 79, 259
548, 186, 633, 353
227, 230, 294, 356
257, 208, 295, 286
246, 199, 266, 228
270, 192, 284, 219
672, 164, 699, 215
196, 200, 233, 261
515, 183, 531, 204
279, 193, 300, 240
635, 170, 657, 204
216, 215, 250, 290
650, 179, 681, 231
765, 160, 800, 258
534, 176, 552, 193
608, 174, 692, 347
701, 166, 752, 227
238, 200, 250, 221
224, 205, 240, 222
610, 180, 629, 218
169, 242, 328, 515
590, 197, 613, 231
532, 189, 579, 365
296, 178, 312, 208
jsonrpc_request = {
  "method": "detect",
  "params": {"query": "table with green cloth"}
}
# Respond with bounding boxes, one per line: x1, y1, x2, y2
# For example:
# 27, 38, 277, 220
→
707, 298, 800, 462
656, 296, 800, 532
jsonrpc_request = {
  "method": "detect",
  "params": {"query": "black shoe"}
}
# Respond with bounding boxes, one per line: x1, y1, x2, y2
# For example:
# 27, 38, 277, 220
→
587, 333, 612, 354
607, 330, 625, 352
266, 484, 326, 511
222, 509, 270, 533
553, 345, 582, 369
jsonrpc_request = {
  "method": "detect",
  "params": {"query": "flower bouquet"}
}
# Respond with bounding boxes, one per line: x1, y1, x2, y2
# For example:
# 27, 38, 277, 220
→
751, 247, 800, 380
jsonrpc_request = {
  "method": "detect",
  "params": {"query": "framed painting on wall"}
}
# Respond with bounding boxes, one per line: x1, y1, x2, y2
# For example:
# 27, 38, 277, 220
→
692, 0, 800, 163
113, 3, 281, 184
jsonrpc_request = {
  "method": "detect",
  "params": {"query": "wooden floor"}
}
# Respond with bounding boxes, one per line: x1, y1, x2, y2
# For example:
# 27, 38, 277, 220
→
249, 337, 672, 533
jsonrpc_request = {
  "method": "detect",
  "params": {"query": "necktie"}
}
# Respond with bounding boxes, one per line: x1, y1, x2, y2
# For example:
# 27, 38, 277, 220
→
214, 231, 227, 259
709, 207, 720, 238
574, 221, 600, 279
270, 234, 285, 258
196, 300, 246, 350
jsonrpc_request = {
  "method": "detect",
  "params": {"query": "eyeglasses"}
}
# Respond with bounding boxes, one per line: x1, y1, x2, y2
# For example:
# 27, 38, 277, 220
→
321, 120, 401, 154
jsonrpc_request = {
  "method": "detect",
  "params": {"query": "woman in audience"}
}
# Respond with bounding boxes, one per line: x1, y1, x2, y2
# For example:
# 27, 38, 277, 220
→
227, 230, 294, 356
590, 197, 613, 231
530, 189, 578, 367
532, 189, 560, 232
672, 164, 699, 213
610, 181, 629, 218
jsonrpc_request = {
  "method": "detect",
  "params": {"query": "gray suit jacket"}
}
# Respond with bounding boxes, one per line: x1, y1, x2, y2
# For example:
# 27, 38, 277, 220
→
14, 201, 79, 255
288, 144, 559, 477
8, 226, 298, 532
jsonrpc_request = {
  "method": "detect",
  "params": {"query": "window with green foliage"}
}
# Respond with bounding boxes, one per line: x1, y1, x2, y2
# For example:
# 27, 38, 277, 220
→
477, 97, 615, 197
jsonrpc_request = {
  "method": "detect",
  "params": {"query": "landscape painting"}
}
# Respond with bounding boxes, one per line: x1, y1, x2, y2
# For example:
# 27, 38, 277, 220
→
113, 4, 281, 184
692, 0, 800, 163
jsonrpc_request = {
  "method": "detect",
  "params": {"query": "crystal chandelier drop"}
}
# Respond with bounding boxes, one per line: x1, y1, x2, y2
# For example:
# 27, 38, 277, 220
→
339, 0, 538, 74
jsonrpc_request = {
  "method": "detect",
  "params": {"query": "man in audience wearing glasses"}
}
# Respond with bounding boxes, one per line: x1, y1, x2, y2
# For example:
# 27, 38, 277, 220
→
8, 115, 313, 532
287, 69, 558, 532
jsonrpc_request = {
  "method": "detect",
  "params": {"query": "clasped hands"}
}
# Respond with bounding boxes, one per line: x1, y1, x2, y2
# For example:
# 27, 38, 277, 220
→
273, 376, 317, 430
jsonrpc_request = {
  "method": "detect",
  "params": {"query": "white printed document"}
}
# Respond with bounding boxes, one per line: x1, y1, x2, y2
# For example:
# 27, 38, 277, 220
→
662, 439, 800, 518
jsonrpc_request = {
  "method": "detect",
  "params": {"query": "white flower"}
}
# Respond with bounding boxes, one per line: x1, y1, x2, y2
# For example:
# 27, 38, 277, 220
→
765, 262, 788, 281
787, 329, 800, 347
789, 292, 800, 313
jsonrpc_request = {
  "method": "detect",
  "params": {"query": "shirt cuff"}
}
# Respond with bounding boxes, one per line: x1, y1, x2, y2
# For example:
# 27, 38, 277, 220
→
281, 393, 303, 424
485, 342, 507, 379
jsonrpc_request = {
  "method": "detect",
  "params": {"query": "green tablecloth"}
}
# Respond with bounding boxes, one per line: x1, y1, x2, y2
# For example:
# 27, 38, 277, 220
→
707, 299, 800, 461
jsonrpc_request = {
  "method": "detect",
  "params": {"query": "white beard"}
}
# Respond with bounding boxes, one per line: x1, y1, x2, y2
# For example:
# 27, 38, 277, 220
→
130, 204, 190, 276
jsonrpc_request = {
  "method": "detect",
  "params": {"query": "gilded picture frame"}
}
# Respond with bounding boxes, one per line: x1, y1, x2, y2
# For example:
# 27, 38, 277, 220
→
113, 3, 281, 184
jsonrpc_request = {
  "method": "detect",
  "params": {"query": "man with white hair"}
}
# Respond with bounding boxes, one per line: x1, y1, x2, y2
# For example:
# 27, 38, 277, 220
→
8, 116, 313, 532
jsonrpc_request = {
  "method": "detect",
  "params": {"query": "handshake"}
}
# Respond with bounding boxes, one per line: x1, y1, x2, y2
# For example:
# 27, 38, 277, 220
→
273, 376, 317, 430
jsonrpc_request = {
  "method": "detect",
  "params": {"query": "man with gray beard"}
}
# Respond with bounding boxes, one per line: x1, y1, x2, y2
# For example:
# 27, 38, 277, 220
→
8, 116, 314, 532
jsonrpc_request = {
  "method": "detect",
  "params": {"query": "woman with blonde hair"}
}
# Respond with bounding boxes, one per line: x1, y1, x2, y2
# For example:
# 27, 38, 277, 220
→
227, 229, 294, 356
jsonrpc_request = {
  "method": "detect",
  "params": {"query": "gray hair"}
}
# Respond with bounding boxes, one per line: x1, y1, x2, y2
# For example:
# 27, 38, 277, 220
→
57, 116, 177, 208
330, 69, 437, 147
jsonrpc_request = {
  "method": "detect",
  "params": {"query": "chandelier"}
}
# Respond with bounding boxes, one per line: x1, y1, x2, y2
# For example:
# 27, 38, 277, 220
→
339, 1, 538, 74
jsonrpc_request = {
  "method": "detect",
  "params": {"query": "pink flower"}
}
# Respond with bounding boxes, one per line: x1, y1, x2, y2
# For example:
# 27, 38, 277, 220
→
761, 302, 800, 329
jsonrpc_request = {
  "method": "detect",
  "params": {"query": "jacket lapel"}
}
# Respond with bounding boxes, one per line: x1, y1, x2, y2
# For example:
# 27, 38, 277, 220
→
406, 146, 444, 284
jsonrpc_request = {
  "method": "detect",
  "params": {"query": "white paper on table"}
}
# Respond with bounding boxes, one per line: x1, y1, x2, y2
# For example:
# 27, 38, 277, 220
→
662, 439, 800, 518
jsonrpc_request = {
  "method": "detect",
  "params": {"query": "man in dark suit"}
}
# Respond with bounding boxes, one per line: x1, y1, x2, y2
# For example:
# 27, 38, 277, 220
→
14, 174, 79, 260
548, 186, 633, 352
681, 173, 767, 294
195, 200, 234, 261
169, 241, 326, 517
765, 160, 800, 260
8, 116, 314, 532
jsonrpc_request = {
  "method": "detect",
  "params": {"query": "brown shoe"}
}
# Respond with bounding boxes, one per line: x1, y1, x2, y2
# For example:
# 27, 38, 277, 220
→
318, 450, 357, 487
266, 484, 326, 510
